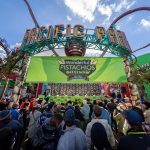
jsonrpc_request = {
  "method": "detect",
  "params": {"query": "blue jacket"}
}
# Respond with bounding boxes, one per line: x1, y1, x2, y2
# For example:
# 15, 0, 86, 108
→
57, 126, 87, 150
100, 107, 111, 125
81, 104, 90, 120
11, 108, 19, 120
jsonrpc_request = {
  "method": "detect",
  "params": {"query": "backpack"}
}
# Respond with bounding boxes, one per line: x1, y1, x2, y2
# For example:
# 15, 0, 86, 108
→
38, 112, 53, 126
32, 125, 58, 150
38, 113, 48, 126
91, 122, 112, 150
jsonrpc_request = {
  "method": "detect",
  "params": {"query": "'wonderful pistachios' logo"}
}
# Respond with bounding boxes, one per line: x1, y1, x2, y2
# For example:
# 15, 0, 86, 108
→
58, 58, 97, 80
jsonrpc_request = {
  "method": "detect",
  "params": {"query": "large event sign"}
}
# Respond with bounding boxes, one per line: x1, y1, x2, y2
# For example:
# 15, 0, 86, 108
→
21, 24, 131, 55
26, 56, 127, 83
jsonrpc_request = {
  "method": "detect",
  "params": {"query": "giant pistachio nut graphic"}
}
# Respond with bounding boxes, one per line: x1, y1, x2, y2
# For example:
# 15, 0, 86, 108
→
91, 59, 97, 65
58, 58, 65, 64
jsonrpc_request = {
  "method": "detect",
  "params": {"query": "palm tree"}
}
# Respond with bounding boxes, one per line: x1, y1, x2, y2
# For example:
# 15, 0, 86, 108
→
131, 66, 150, 83
130, 65, 150, 99
23, 0, 59, 56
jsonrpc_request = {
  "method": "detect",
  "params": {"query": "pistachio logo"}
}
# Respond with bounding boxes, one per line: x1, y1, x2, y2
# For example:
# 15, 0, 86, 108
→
58, 58, 97, 81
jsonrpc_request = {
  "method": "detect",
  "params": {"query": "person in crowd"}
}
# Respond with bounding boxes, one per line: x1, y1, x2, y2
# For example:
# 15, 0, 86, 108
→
74, 104, 84, 122
116, 93, 122, 103
44, 103, 53, 117
40, 103, 54, 125
5, 94, 11, 102
32, 113, 63, 150
19, 102, 30, 132
103, 99, 108, 109
143, 101, 150, 123
107, 98, 118, 131
29, 97, 36, 110
0, 127, 13, 150
86, 98, 93, 119
98, 101, 111, 125
86, 105, 115, 150
113, 104, 126, 139
107, 98, 117, 115
122, 106, 145, 135
140, 96, 146, 104
117, 109, 150, 150
0, 110, 23, 150
90, 122, 112, 150
123, 97, 132, 109
65, 101, 74, 111
52, 104, 62, 114
81, 100, 90, 130
93, 100, 97, 105
0, 99, 8, 111
57, 109, 87, 150
11, 103, 19, 120
20, 99, 30, 109
28, 104, 41, 139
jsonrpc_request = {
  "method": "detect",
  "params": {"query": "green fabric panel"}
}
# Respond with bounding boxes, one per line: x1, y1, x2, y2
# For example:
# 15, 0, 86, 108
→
136, 53, 150, 66
0, 79, 5, 86
26, 56, 127, 83
0, 79, 15, 87
144, 83, 150, 100
136, 53, 150, 100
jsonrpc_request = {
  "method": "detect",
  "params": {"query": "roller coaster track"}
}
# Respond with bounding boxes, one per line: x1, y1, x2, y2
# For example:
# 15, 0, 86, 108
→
24, 0, 59, 56
101, 7, 150, 57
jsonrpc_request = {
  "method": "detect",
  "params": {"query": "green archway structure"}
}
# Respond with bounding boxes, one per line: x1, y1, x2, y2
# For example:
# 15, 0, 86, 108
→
21, 24, 131, 57
12, 25, 137, 104
11, 7, 150, 105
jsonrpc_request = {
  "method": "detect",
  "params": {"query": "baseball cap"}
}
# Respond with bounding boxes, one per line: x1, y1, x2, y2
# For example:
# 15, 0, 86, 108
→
123, 109, 144, 125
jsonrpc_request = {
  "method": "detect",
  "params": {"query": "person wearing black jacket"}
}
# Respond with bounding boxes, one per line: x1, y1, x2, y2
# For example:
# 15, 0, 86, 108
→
32, 113, 63, 150
117, 108, 150, 150
0, 110, 23, 150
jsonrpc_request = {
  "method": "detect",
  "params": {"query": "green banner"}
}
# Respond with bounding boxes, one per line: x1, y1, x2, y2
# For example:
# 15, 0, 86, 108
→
26, 56, 127, 83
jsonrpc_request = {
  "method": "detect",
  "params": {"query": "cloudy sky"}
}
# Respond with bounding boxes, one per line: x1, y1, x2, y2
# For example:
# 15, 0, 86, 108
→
0, 0, 149, 56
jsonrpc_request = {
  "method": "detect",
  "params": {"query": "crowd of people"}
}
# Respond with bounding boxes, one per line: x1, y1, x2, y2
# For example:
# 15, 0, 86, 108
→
0, 95, 150, 150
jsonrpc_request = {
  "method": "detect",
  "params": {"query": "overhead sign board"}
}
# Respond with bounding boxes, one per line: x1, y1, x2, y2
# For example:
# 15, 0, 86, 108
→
21, 24, 131, 55
26, 56, 127, 83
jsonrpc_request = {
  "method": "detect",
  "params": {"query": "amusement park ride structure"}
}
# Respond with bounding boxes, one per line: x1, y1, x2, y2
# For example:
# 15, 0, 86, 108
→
0, 5, 150, 105
21, 24, 131, 57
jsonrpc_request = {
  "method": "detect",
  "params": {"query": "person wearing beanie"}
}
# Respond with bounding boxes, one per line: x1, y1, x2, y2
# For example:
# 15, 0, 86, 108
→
0, 110, 23, 150
117, 109, 150, 150
85, 105, 115, 150
57, 109, 87, 150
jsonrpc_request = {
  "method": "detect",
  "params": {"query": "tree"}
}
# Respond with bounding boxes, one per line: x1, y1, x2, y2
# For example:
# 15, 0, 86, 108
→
0, 46, 25, 99
130, 64, 150, 99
